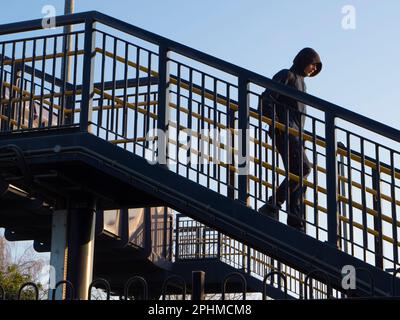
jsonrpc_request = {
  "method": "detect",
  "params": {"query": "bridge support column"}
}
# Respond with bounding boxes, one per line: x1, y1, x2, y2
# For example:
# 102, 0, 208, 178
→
66, 200, 97, 300
49, 209, 68, 300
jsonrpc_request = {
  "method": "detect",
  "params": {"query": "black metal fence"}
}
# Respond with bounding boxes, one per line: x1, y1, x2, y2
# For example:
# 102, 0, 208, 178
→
174, 214, 341, 299
1, 267, 399, 300
1, 11, 399, 290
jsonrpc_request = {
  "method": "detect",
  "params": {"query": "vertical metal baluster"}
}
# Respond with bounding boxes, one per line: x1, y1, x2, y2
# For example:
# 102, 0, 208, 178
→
241, 241, 245, 272
271, 95, 276, 207
218, 232, 222, 261
169, 216, 173, 260
80, 18, 96, 132
195, 224, 199, 258
276, 262, 282, 290
197, 73, 205, 185
202, 224, 206, 258
225, 237, 234, 262
247, 245, 251, 275
0, 46, 10, 131
200, 226, 205, 259
299, 111, 305, 232
238, 76, 249, 205
255, 252, 258, 275
175, 64, 181, 173
28, 39, 36, 129
18, 73, 29, 129
157, 44, 169, 167
175, 214, 180, 261
21, 69, 28, 127
122, 41, 129, 149
217, 111, 221, 194
212, 78, 217, 182
206, 104, 211, 189
346, 133, 355, 256
189, 221, 191, 258
106, 99, 110, 138
299, 272, 303, 299
285, 105, 290, 217
338, 142, 348, 253
71, 32, 79, 125
196, 222, 199, 258
325, 112, 338, 247
133, 47, 140, 154
360, 138, 368, 261
152, 91, 157, 162
227, 85, 235, 200
214, 230, 218, 258
257, 93, 263, 208
210, 229, 213, 257
187, 68, 193, 180
111, 37, 117, 140
190, 220, 194, 257
200, 73, 206, 185
196, 105, 201, 185
6, 42, 16, 131
0, 43, 4, 131
162, 207, 167, 259
248, 124, 254, 209
49, 36, 57, 128
16, 40, 26, 129
390, 151, 398, 267
217, 231, 221, 261
337, 145, 342, 248
145, 51, 152, 155
372, 145, 383, 269
60, 31, 68, 126
312, 119, 319, 240
97, 33, 106, 136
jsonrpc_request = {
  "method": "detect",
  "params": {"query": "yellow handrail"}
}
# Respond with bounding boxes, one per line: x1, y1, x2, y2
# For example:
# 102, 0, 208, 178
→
92, 47, 400, 182
3, 48, 399, 226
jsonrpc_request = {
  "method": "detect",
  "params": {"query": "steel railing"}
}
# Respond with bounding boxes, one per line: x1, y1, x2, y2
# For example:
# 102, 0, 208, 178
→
174, 214, 343, 299
1, 11, 399, 275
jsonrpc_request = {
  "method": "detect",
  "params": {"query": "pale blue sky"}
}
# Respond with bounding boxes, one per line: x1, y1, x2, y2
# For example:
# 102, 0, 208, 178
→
0, 0, 399, 130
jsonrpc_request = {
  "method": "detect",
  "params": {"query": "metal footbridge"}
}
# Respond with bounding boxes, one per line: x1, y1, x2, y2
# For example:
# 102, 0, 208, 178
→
0, 11, 399, 300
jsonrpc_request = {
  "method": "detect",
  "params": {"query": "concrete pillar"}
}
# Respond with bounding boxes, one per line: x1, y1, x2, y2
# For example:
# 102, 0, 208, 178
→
66, 201, 96, 300
49, 209, 68, 300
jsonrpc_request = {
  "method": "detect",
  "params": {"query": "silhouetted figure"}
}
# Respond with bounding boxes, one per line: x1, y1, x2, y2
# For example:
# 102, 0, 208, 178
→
258, 47, 322, 233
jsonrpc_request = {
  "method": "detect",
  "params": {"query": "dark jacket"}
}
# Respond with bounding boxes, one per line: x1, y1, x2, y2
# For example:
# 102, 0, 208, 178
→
268, 47, 322, 131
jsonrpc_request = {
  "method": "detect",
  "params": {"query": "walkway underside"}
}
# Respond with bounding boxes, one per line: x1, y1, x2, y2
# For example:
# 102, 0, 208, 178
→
1, 128, 398, 297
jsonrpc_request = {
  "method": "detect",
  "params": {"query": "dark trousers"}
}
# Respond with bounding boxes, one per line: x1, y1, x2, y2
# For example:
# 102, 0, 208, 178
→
273, 130, 311, 228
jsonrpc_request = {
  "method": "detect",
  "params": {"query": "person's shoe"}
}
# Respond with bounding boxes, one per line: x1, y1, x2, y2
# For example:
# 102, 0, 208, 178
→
287, 215, 306, 233
258, 201, 280, 220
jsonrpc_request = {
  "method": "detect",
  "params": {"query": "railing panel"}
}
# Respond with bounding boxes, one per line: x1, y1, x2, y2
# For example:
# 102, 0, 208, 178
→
175, 214, 344, 299
335, 119, 400, 270
0, 29, 86, 132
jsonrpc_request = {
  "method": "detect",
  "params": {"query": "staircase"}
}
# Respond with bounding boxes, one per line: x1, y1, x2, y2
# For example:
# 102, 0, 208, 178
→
0, 11, 399, 299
